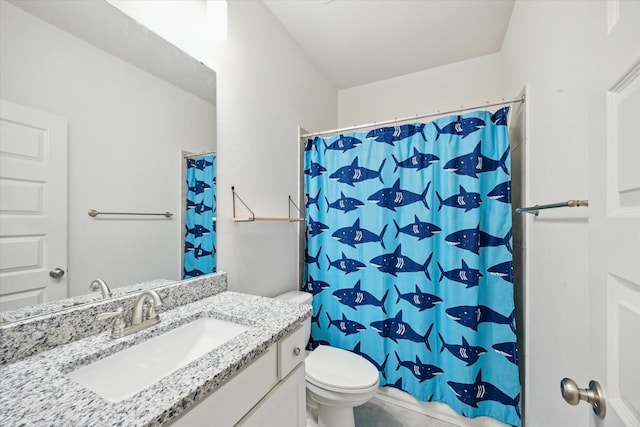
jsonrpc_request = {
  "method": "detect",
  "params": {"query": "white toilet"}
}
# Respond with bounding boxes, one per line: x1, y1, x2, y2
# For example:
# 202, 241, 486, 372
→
275, 291, 380, 427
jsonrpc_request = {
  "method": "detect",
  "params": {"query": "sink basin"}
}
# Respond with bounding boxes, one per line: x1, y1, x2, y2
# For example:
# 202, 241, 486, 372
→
67, 317, 249, 402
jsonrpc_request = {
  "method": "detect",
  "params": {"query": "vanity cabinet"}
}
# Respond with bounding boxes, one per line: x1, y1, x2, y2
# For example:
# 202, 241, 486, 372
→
169, 325, 306, 427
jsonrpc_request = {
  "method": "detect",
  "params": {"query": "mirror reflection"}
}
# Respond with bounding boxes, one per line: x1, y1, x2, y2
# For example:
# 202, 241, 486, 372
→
0, 0, 217, 320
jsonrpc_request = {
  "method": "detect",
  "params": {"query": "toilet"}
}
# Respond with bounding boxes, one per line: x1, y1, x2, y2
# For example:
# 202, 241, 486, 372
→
275, 291, 380, 427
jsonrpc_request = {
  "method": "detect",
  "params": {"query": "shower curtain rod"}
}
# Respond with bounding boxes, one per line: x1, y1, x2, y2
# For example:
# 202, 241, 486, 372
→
183, 150, 217, 159
300, 94, 525, 138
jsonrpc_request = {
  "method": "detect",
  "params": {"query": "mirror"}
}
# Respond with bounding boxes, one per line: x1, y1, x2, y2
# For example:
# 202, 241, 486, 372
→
0, 0, 217, 321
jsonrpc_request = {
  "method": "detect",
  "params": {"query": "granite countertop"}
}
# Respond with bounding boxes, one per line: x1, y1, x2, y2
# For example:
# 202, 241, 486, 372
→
0, 291, 311, 427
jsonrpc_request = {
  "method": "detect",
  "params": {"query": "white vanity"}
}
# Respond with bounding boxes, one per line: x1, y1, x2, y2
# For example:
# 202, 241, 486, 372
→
0, 273, 311, 426
171, 325, 307, 426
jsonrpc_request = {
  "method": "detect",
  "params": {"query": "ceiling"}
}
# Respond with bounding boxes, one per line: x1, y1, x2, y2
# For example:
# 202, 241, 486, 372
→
263, 0, 515, 89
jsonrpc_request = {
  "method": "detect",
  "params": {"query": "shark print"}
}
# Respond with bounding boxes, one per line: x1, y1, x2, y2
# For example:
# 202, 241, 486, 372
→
366, 123, 427, 145
388, 377, 404, 390
183, 268, 206, 277
487, 181, 511, 204
305, 189, 321, 209
352, 342, 389, 379
370, 311, 434, 350
304, 138, 314, 152
305, 247, 322, 269
438, 333, 487, 366
325, 192, 364, 214
303, 109, 519, 427
333, 280, 388, 313
436, 186, 482, 212
186, 224, 210, 238
447, 370, 520, 418
307, 216, 330, 237
186, 158, 214, 170
368, 179, 431, 211
307, 336, 330, 351
330, 157, 386, 186
323, 135, 363, 153
304, 275, 331, 295
434, 116, 486, 140
194, 244, 214, 258
393, 215, 441, 240
194, 158, 213, 170
394, 352, 443, 382
446, 305, 515, 332
492, 342, 518, 366
370, 245, 433, 279
326, 252, 366, 274
194, 201, 213, 214
183, 154, 216, 279
188, 180, 211, 195
304, 137, 321, 152
443, 142, 509, 178
445, 226, 513, 254
491, 106, 510, 126
326, 312, 367, 336
311, 304, 323, 329
488, 261, 513, 283
437, 259, 483, 288
394, 284, 442, 311
304, 161, 327, 178
391, 148, 439, 172
332, 218, 387, 249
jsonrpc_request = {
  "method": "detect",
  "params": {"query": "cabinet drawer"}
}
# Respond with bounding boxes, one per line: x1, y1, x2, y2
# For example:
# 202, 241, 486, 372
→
277, 325, 306, 380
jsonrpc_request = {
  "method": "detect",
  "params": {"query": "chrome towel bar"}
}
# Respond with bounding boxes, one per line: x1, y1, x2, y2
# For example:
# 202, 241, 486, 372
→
516, 200, 588, 216
88, 209, 173, 218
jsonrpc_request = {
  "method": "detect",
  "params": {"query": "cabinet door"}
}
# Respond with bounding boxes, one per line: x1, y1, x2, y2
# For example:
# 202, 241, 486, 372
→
278, 326, 306, 379
169, 347, 278, 427
237, 363, 306, 427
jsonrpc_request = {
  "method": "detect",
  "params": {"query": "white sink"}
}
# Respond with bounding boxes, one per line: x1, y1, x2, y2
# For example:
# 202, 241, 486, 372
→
67, 317, 249, 402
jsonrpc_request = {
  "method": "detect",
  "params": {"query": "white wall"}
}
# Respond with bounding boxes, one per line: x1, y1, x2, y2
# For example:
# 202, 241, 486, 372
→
211, 2, 338, 296
501, 2, 591, 427
0, 1, 216, 296
338, 53, 503, 127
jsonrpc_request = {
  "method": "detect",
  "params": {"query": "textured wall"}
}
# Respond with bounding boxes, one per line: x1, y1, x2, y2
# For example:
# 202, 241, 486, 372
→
338, 53, 503, 128
501, 2, 591, 426
213, 2, 338, 296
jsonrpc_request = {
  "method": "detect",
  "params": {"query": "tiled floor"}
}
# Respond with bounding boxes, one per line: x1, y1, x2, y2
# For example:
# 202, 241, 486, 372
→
354, 399, 459, 427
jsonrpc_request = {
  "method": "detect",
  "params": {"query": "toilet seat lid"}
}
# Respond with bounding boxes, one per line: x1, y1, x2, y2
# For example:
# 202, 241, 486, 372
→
305, 345, 380, 391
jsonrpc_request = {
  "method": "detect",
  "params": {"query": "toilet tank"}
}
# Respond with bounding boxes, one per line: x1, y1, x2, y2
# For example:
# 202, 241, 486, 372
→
275, 291, 312, 342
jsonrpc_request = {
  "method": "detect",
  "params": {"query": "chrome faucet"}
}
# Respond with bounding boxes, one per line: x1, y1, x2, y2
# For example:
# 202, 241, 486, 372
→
89, 278, 112, 298
96, 290, 163, 339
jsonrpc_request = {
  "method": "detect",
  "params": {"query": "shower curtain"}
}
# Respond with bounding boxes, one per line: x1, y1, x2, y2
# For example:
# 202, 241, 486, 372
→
183, 154, 216, 279
303, 107, 520, 427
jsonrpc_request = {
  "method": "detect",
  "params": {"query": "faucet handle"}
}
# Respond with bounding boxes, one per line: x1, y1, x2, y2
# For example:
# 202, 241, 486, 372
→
145, 304, 160, 321
96, 307, 126, 338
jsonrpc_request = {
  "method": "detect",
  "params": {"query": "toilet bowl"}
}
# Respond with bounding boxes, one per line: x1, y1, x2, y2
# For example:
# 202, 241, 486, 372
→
275, 291, 380, 427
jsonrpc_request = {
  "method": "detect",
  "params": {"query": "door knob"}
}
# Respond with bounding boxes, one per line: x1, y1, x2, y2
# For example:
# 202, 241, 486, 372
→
560, 378, 606, 418
49, 268, 65, 278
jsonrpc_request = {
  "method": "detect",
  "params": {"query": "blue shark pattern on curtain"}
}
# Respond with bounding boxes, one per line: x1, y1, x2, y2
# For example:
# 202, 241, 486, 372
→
303, 107, 520, 427
183, 154, 216, 279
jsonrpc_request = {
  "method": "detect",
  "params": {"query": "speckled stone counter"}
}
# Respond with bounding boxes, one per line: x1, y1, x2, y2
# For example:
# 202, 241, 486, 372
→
0, 273, 228, 365
0, 279, 176, 324
0, 291, 311, 426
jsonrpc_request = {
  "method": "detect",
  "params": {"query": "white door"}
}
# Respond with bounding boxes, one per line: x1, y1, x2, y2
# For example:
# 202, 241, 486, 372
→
587, 1, 640, 426
0, 99, 68, 311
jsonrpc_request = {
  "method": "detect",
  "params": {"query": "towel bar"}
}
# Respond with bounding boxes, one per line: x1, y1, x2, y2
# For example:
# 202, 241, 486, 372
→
516, 200, 588, 216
